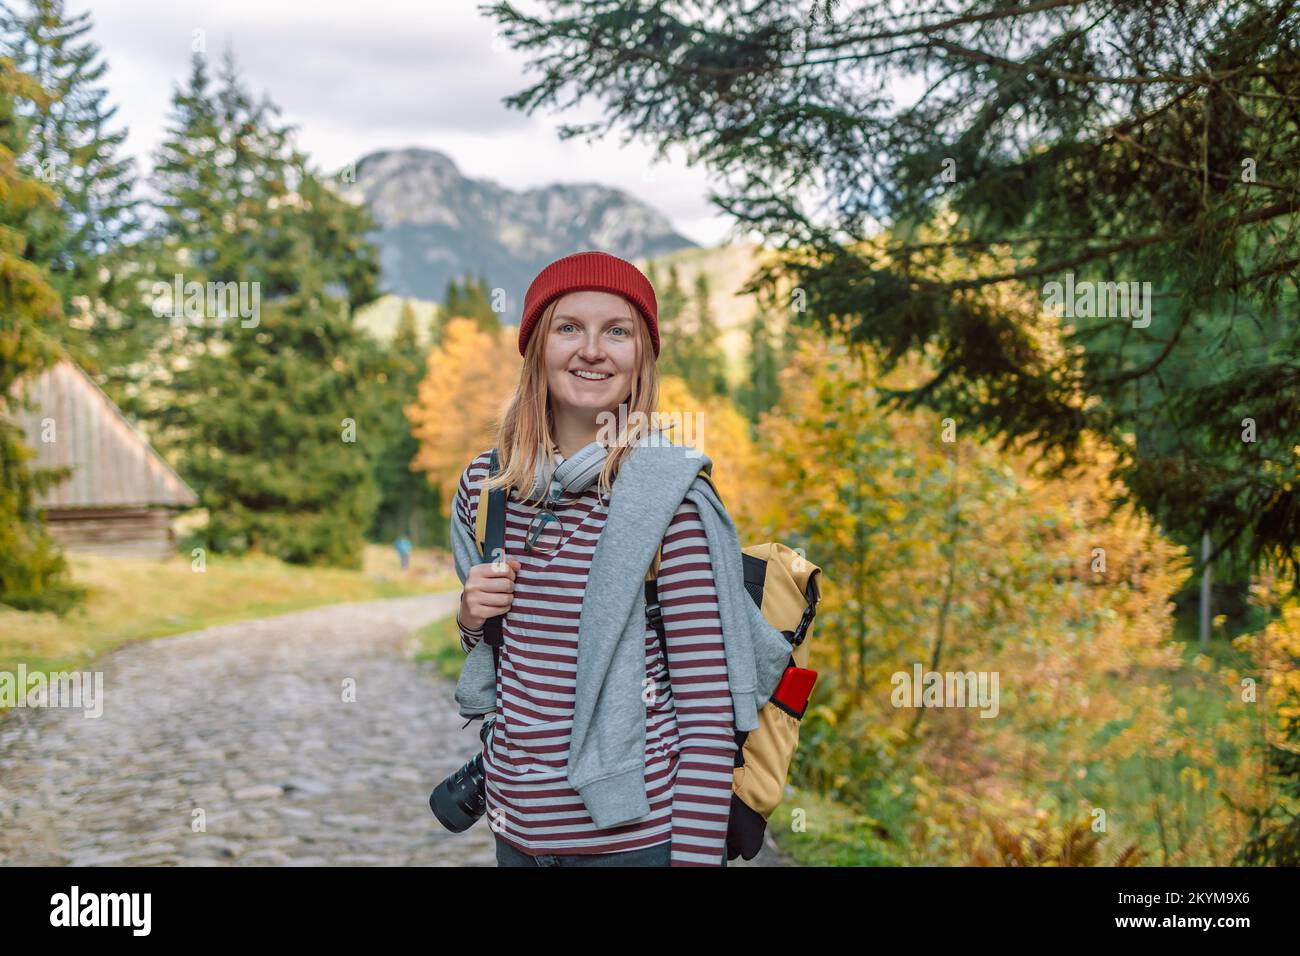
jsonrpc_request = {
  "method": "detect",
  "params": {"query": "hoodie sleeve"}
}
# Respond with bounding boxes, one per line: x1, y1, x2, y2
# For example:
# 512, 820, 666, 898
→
452, 452, 492, 654
656, 497, 735, 866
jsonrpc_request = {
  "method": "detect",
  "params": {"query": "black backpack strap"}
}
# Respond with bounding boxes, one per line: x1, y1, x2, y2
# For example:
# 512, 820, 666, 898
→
481, 448, 507, 676
644, 540, 668, 667
646, 574, 667, 666
788, 570, 821, 648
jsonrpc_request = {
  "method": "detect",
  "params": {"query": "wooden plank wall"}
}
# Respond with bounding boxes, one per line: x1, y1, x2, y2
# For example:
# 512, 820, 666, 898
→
43, 508, 180, 559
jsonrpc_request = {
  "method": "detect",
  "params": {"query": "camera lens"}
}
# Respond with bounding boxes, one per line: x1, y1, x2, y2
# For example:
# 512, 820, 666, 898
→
429, 716, 494, 833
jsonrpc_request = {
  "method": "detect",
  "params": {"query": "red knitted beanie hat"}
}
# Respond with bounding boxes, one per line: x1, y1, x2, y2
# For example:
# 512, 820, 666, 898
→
518, 251, 659, 358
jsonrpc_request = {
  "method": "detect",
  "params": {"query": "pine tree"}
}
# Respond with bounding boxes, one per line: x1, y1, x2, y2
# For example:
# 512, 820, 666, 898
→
656, 267, 728, 400
650, 261, 689, 381
364, 300, 444, 549
688, 272, 728, 399
151, 53, 228, 285
444, 277, 463, 318
293, 152, 381, 310
149, 49, 381, 567
0, 0, 150, 411
142, 51, 240, 459
443, 270, 499, 334
181, 296, 380, 567
395, 299, 419, 351
485, 0, 1300, 583
736, 304, 781, 425
0, 54, 81, 611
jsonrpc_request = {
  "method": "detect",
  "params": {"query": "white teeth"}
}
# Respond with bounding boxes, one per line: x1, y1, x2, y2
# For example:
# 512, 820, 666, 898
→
571, 370, 612, 380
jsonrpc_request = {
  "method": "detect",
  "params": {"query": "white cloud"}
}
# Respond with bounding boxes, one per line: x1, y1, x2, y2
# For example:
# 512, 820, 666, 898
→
73, 0, 741, 246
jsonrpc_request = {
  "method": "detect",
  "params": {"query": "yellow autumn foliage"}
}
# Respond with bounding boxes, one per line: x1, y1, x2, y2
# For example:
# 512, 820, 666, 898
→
406, 317, 520, 511
654, 373, 767, 535
757, 324, 1264, 865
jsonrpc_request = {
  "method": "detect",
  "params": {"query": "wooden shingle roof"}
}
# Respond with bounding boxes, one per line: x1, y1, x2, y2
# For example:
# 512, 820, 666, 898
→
8, 359, 198, 510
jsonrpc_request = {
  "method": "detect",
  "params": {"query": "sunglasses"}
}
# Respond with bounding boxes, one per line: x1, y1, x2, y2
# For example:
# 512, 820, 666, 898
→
523, 478, 567, 555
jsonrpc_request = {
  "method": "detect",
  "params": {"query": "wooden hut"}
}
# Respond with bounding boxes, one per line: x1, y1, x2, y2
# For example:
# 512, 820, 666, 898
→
10, 359, 198, 557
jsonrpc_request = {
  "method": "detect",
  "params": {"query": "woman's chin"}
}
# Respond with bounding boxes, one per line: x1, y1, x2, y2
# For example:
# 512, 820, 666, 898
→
560, 387, 624, 410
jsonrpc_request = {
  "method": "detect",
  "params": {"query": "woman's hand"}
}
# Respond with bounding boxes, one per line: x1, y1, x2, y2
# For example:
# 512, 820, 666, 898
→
459, 558, 523, 630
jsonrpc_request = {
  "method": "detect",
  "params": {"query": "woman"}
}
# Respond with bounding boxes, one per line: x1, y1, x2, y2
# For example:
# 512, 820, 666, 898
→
453, 250, 733, 867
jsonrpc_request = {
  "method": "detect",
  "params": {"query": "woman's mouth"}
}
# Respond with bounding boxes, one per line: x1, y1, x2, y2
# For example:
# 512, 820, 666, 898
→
570, 370, 613, 382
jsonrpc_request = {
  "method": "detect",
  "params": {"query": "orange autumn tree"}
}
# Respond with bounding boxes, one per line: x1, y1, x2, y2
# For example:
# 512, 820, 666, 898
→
407, 316, 521, 517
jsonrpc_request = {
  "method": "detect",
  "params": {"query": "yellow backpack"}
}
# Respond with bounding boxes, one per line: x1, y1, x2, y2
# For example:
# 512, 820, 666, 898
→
645, 466, 823, 862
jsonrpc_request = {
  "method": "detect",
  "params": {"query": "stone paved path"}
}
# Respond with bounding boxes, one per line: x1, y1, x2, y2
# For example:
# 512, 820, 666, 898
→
0, 594, 790, 866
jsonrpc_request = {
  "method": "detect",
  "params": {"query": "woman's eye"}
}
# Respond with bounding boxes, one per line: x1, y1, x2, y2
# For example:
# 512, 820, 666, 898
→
556, 323, 628, 335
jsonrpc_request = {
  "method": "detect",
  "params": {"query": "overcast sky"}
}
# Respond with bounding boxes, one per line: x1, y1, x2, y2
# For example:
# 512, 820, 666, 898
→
79, 0, 746, 247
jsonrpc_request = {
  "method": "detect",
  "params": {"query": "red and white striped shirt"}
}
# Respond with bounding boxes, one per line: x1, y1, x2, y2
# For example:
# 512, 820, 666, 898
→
454, 448, 735, 866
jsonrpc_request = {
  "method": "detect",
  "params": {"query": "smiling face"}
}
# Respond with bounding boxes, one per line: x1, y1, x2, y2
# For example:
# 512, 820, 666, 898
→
542, 290, 641, 426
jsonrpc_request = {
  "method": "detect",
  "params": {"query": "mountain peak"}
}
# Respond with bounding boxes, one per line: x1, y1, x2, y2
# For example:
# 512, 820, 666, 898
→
341, 147, 697, 309
355, 146, 462, 177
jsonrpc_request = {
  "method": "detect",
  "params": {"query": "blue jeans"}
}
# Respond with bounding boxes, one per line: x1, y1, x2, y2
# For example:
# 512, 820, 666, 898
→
493, 833, 672, 867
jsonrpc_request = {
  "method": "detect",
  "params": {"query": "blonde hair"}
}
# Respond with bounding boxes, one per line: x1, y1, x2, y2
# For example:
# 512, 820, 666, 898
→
482, 294, 660, 506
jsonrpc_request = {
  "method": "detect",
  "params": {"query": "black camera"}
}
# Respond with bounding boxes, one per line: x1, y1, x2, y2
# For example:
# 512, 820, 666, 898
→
429, 715, 495, 832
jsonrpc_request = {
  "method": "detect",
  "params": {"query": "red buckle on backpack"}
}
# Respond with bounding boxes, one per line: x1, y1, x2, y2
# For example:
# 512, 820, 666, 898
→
771, 665, 817, 720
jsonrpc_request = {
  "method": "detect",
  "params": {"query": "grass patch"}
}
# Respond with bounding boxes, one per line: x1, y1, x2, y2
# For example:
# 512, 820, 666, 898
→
412, 612, 468, 682
768, 785, 910, 866
0, 544, 459, 695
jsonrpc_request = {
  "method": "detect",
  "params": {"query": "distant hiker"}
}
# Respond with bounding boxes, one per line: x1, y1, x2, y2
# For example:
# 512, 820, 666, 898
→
394, 535, 413, 570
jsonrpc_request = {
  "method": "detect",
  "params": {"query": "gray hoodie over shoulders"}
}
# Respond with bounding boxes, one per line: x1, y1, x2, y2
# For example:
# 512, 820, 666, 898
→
450, 431, 793, 829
